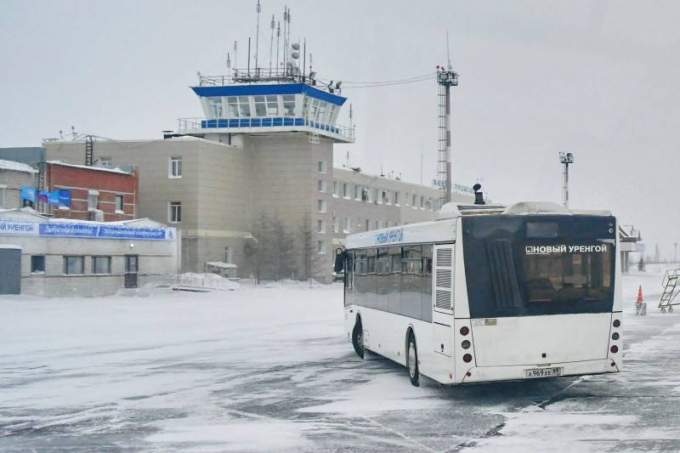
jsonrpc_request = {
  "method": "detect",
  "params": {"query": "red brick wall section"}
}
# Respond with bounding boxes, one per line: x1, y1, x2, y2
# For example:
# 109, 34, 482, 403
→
46, 163, 138, 222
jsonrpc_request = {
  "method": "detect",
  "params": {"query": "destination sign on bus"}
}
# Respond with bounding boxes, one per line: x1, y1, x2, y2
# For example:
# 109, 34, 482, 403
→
525, 244, 608, 255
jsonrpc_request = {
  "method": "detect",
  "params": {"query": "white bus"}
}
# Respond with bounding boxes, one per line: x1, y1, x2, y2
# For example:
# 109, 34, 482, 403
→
337, 201, 622, 386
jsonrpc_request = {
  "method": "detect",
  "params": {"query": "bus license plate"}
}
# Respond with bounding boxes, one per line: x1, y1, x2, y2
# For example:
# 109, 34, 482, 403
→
524, 367, 563, 378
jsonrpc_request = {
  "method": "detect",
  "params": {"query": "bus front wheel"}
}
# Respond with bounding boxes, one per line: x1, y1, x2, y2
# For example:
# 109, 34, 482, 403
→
352, 319, 365, 359
407, 333, 420, 387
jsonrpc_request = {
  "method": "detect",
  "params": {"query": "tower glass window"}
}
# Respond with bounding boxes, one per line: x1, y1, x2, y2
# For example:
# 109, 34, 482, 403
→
282, 95, 296, 116
266, 95, 278, 116
208, 97, 223, 118
238, 96, 251, 117
254, 95, 267, 116
227, 97, 239, 117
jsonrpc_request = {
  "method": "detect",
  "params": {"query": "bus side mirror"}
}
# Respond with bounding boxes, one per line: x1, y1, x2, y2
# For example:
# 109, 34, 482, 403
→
334, 249, 346, 272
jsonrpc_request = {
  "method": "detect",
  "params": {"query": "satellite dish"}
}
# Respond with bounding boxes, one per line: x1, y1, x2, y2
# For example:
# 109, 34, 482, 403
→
291, 42, 300, 51
291, 51, 300, 59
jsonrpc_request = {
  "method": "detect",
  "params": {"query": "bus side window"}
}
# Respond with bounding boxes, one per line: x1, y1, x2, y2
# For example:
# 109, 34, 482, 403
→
421, 245, 433, 322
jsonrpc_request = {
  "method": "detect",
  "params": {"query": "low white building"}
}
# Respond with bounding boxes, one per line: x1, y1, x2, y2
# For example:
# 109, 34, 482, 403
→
0, 208, 180, 296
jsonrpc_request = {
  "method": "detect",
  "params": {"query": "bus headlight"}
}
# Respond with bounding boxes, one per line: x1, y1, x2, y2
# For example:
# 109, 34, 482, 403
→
612, 332, 619, 340
613, 319, 621, 328
610, 345, 618, 354
460, 326, 470, 336
463, 353, 473, 363
461, 340, 471, 349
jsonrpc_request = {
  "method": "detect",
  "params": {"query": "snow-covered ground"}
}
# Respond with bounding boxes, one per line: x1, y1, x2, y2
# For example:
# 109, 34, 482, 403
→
1, 269, 679, 452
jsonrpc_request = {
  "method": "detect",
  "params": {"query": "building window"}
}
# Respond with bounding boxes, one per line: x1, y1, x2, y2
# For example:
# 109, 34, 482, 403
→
254, 95, 267, 116
365, 219, 370, 231
0, 185, 6, 208
412, 194, 417, 207
92, 256, 112, 274
382, 190, 390, 205
354, 185, 360, 200
224, 246, 232, 263
238, 96, 251, 117
169, 201, 182, 223
282, 94, 296, 116
342, 183, 348, 198
317, 180, 326, 193
208, 97, 223, 117
374, 220, 380, 229
420, 196, 425, 208
87, 190, 98, 211
227, 97, 239, 117
333, 216, 339, 233
63, 256, 84, 275
343, 217, 351, 233
318, 161, 326, 174
361, 187, 369, 202
317, 240, 326, 255
394, 191, 399, 205
169, 156, 183, 178
31, 255, 45, 273
332, 181, 338, 196
99, 157, 112, 168
266, 95, 278, 116
317, 219, 325, 233
317, 199, 327, 213
115, 195, 124, 213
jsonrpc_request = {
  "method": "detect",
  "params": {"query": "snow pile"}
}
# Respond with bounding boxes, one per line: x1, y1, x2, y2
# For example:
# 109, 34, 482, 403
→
175, 272, 240, 291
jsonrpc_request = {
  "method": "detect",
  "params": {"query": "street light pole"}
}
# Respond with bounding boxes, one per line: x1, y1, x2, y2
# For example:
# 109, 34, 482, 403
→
559, 152, 574, 208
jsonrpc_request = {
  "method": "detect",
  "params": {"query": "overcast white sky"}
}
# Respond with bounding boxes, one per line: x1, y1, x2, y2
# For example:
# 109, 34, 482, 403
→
1, 0, 679, 257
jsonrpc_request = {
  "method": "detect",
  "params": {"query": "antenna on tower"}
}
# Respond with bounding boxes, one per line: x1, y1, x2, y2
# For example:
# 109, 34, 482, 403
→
255, 0, 261, 71
233, 41, 238, 72
276, 21, 281, 71
446, 30, 452, 70
269, 14, 275, 73
226, 52, 231, 70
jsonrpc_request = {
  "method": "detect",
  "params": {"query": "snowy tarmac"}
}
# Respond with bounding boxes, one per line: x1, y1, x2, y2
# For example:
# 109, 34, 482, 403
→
2, 270, 680, 452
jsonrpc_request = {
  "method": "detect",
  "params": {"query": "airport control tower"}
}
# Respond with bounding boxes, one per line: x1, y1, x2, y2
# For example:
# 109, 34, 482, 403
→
170, 5, 355, 281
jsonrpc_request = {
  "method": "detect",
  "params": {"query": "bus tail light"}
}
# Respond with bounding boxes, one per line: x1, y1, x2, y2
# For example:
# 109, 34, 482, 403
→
460, 326, 469, 336
461, 340, 471, 349
610, 345, 618, 354
463, 353, 472, 363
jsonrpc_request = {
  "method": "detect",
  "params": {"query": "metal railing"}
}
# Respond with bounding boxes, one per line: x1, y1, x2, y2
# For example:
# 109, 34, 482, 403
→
176, 116, 355, 142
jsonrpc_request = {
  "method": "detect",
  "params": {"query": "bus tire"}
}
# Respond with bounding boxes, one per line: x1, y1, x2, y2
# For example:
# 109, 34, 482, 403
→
352, 319, 365, 359
407, 332, 420, 387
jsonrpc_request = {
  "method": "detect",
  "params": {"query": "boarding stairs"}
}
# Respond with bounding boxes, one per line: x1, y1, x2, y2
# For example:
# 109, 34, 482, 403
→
659, 269, 680, 312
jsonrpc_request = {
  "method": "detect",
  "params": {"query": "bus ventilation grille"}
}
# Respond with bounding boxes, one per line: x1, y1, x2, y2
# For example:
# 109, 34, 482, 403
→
436, 249, 453, 267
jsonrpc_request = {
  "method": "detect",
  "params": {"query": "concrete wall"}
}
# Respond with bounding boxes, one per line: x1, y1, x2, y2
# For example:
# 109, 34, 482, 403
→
0, 169, 35, 209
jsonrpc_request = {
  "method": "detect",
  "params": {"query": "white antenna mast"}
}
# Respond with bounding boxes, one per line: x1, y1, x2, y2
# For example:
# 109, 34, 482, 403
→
226, 51, 231, 70
255, 0, 261, 71
276, 21, 281, 71
269, 14, 275, 73
233, 41, 238, 70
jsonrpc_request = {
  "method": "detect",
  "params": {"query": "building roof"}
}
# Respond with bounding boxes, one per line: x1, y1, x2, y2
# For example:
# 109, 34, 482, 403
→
46, 160, 133, 175
0, 159, 37, 174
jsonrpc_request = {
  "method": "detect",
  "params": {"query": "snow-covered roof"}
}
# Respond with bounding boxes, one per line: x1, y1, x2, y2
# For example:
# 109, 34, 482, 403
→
46, 160, 133, 175
0, 159, 37, 174
0, 207, 168, 229
206, 261, 238, 269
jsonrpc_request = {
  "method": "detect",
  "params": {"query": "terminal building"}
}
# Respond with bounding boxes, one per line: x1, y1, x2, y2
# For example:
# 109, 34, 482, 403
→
44, 67, 474, 281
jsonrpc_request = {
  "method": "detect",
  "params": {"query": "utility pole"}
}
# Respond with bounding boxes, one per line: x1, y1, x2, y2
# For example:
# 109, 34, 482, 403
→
559, 152, 574, 208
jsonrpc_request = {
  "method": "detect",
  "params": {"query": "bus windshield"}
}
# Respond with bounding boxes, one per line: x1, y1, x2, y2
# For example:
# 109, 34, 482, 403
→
462, 215, 616, 318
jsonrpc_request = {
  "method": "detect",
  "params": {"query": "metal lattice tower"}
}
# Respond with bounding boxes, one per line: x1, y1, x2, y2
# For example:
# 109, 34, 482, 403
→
436, 65, 458, 205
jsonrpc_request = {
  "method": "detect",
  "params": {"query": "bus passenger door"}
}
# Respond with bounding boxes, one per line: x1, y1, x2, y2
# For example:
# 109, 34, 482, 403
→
432, 244, 455, 379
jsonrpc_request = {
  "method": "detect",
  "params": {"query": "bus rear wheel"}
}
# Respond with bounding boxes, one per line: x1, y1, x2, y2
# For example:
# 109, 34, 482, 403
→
407, 333, 420, 387
352, 319, 365, 359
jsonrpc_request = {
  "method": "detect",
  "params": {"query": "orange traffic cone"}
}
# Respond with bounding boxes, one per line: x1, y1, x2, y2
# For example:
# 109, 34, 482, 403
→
636, 285, 646, 316
636, 285, 644, 305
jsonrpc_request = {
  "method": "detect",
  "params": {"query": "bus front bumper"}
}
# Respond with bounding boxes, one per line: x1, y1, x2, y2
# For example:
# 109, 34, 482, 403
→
459, 358, 621, 384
